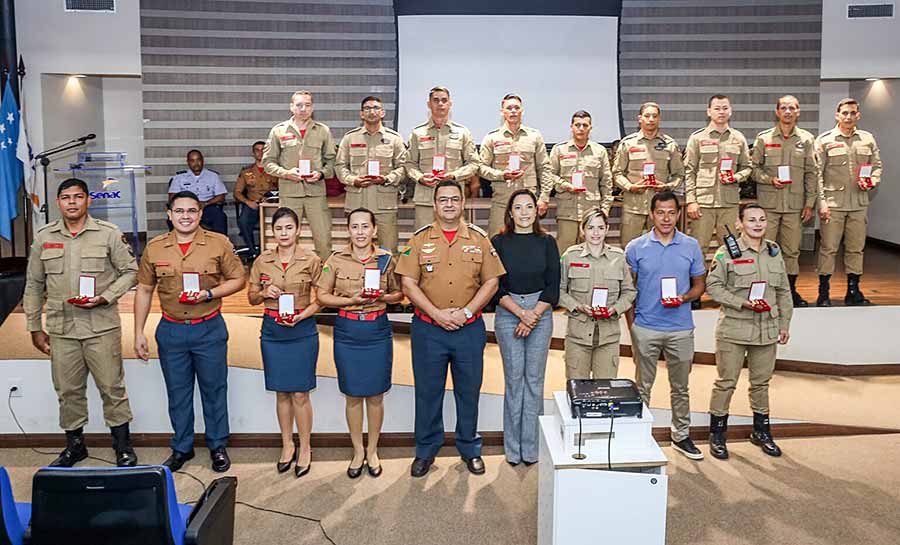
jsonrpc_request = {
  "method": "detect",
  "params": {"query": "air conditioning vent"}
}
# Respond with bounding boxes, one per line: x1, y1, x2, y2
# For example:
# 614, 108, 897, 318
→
847, 3, 894, 18
65, 0, 115, 12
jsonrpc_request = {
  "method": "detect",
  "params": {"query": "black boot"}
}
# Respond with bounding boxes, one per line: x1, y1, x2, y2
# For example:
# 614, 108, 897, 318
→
708, 414, 729, 460
49, 428, 89, 467
110, 422, 138, 467
749, 412, 782, 457
844, 273, 871, 306
788, 274, 808, 307
816, 275, 832, 307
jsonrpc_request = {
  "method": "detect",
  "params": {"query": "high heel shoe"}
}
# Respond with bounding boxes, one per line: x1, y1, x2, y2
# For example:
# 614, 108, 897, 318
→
367, 462, 383, 478
276, 448, 297, 474
347, 458, 365, 479
294, 462, 311, 478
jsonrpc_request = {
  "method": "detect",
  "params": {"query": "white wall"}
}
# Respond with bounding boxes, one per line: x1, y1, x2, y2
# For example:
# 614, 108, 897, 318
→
102, 77, 148, 231
818, 81, 850, 134
15, 0, 142, 228
850, 79, 900, 245
821, 0, 900, 79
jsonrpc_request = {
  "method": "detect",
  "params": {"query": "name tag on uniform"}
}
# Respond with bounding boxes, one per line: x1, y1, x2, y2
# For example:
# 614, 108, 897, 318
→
364, 269, 381, 290
777, 165, 792, 184
699, 142, 719, 154
367, 160, 381, 177
43, 242, 64, 249
591, 287, 608, 308
79, 275, 95, 298
432, 154, 446, 173
859, 164, 873, 178
643, 162, 656, 176
571, 170, 585, 190
749, 281, 767, 301
508, 153, 522, 172
278, 293, 294, 315
298, 159, 311, 176
182, 272, 200, 294
719, 158, 734, 173
661, 277, 678, 299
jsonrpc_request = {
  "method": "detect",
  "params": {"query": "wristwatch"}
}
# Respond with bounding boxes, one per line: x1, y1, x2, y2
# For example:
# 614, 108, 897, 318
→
462, 307, 473, 320
206, 289, 214, 301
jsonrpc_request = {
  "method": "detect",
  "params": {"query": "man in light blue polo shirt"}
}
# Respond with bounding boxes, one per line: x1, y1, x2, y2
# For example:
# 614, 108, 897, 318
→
625, 191, 707, 460
168, 149, 228, 235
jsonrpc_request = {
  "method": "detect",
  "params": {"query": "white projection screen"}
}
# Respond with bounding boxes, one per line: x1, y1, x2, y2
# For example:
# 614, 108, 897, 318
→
397, 15, 621, 144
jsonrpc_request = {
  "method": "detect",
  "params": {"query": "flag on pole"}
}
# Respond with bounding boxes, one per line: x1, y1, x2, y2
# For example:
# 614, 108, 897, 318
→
0, 78, 25, 241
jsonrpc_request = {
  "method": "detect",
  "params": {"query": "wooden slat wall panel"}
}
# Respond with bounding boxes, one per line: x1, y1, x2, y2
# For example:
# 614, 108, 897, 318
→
140, 0, 397, 239
619, 0, 822, 145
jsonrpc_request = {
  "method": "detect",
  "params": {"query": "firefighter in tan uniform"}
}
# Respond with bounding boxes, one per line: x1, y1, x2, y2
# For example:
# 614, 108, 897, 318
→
262, 90, 336, 260
612, 102, 684, 248
24, 178, 138, 468
479, 94, 553, 236
705, 203, 792, 460
558, 209, 635, 379
750, 95, 824, 308
814, 98, 883, 307
235, 140, 278, 259
548, 110, 614, 254
405, 86, 480, 230
684, 95, 752, 262
336, 96, 409, 253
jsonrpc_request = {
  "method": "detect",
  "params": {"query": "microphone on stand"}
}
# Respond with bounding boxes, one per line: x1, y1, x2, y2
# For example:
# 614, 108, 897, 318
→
77, 133, 96, 142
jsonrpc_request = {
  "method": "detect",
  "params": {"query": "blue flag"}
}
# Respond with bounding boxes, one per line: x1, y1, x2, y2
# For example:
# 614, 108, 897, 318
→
0, 79, 24, 241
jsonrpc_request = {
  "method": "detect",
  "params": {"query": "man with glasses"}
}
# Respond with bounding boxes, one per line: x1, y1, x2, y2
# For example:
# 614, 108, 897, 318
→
750, 95, 822, 307
480, 94, 552, 237
405, 86, 480, 230
335, 96, 409, 253
235, 140, 277, 259
396, 180, 505, 477
134, 191, 246, 473
262, 90, 336, 259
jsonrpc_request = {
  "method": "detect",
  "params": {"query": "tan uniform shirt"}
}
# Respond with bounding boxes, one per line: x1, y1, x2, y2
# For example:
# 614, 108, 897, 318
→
558, 243, 635, 345
23, 216, 138, 338
612, 130, 685, 215
395, 222, 506, 309
750, 126, 819, 212
706, 237, 793, 344
405, 119, 480, 205
684, 126, 752, 208
137, 229, 245, 319
548, 139, 614, 220
336, 125, 409, 211
316, 247, 399, 312
479, 123, 553, 202
262, 119, 336, 198
235, 165, 277, 204
815, 126, 883, 211
248, 248, 322, 312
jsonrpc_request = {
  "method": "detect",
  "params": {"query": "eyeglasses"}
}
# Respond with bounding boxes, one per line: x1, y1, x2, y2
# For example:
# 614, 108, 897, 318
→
362, 106, 383, 112
437, 196, 462, 205
172, 208, 200, 216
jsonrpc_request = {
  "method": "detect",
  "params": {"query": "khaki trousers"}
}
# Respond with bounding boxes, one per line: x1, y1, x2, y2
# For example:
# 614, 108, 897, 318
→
49, 329, 133, 431
763, 210, 802, 275
564, 338, 619, 380
709, 340, 777, 416
282, 195, 332, 260
687, 206, 739, 263
414, 205, 434, 231
374, 211, 398, 254
619, 212, 653, 249
817, 209, 867, 275
488, 202, 507, 237
556, 219, 580, 255
630, 324, 695, 442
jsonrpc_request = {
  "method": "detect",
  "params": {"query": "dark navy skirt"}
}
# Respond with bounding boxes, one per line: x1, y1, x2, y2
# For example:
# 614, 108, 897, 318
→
333, 313, 393, 397
260, 314, 318, 392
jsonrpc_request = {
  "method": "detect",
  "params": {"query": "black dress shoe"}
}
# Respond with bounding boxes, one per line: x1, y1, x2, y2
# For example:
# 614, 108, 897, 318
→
367, 463, 383, 478
295, 462, 311, 478
522, 460, 538, 466
347, 459, 365, 479
277, 448, 297, 474
410, 457, 433, 478
506, 460, 520, 467
462, 456, 485, 475
210, 447, 231, 473
162, 449, 195, 472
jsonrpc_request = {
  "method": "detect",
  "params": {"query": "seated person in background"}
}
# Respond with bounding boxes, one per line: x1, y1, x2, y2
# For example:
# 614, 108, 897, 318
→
235, 140, 278, 259
168, 149, 228, 235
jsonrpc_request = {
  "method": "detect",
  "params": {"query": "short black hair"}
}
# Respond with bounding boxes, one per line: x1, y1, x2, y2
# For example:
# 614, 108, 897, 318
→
708, 94, 730, 107
57, 178, 89, 197
347, 207, 377, 226
167, 190, 201, 209
272, 206, 299, 227
433, 180, 463, 202
187, 149, 203, 159
571, 110, 592, 124
739, 203, 765, 220
650, 191, 681, 212
360, 96, 383, 110
252, 140, 265, 148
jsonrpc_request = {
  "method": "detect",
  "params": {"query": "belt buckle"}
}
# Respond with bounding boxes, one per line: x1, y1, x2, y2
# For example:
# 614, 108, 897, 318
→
183, 319, 192, 325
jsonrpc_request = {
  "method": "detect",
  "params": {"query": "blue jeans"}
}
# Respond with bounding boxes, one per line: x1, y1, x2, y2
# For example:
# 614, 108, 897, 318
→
495, 292, 553, 463
237, 203, 260, 254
